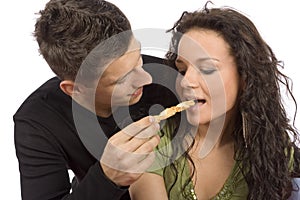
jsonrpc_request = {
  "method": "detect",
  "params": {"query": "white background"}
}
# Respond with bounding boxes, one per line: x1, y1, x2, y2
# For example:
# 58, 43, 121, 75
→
0, 0, 299, 199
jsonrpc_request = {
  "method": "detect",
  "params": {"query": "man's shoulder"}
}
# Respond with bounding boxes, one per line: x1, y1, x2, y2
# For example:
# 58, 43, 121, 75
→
14, 77, 71, 121
13, 77, 76, 151
142, 54, 165, 65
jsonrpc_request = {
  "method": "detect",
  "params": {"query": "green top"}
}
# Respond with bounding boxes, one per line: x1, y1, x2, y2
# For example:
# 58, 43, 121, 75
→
152, 155, 248, 200
149, 123, 294, 200
150, 129, 248, 200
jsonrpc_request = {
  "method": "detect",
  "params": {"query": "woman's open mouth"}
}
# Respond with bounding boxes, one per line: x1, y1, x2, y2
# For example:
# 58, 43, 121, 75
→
187, 98, 206, 111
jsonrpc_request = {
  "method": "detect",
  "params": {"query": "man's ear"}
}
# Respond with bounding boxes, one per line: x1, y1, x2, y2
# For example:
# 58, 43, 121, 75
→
59, 80, 75, 97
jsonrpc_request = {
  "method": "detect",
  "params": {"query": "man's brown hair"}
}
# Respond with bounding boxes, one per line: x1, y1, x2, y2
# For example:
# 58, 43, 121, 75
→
34, 0, 131, 81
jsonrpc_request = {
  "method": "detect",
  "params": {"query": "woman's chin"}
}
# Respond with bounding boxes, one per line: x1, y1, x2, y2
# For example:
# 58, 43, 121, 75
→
186, 116, 200, 127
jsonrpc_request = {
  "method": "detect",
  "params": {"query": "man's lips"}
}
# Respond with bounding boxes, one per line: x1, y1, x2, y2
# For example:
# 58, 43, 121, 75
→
130, 87, 143, 97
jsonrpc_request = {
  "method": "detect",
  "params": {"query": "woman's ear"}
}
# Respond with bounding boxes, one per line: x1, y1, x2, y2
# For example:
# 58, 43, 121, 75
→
59, 80, 75, 96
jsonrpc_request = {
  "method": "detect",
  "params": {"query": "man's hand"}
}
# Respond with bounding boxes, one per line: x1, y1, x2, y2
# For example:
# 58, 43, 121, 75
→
100, 116, 160, 186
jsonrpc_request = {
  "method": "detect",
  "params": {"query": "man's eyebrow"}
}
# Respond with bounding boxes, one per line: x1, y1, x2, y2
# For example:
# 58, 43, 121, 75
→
115, 53, 141, 83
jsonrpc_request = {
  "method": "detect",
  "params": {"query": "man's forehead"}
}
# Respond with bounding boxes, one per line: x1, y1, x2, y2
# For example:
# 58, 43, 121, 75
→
99, 40, 141, 83
127, 38, 141, 52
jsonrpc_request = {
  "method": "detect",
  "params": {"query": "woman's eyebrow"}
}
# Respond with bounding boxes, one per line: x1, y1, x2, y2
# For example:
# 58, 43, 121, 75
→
176, 57, 219, 64
195, 57, 220, 63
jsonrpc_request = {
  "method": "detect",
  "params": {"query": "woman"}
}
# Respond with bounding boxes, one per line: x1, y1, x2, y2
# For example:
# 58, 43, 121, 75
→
129, 3, 300, 200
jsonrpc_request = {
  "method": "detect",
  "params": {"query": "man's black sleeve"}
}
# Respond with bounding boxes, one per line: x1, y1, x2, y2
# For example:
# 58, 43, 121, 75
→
14, 119, 128, 200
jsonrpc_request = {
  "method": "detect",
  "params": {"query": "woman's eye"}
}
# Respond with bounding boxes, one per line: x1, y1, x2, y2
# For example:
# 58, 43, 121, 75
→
199, 68, 216, 75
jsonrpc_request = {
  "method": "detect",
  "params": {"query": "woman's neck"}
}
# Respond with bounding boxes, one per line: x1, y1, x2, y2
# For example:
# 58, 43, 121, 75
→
193, 109, 237, 157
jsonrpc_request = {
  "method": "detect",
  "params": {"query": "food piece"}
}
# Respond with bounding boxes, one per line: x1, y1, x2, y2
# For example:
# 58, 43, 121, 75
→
154, 100, 196, 122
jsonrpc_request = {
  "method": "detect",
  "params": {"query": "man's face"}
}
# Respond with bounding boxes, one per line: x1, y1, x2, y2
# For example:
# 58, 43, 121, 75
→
94, 38, 152, 117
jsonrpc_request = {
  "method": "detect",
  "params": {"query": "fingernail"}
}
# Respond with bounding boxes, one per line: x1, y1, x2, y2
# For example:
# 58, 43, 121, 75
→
155, 123, 160, 130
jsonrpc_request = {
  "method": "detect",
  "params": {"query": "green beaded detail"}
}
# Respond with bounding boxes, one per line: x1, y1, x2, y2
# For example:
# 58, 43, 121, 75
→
188, 163, 241, 200
212, 164, 240, 200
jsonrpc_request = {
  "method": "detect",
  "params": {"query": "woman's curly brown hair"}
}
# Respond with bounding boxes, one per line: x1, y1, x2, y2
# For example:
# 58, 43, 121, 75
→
166, 2, 300, 199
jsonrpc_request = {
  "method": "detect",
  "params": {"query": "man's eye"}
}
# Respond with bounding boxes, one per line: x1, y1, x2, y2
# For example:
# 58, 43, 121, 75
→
114, 75, 127, 85
116, 77, 127, 84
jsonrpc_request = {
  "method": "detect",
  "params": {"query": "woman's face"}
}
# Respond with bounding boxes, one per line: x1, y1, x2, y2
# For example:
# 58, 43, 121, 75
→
175, 29, 241, 126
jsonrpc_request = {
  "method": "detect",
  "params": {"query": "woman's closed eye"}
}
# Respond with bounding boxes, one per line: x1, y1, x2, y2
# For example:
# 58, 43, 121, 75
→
177, 67, 217, 76
199, 67, 217, 75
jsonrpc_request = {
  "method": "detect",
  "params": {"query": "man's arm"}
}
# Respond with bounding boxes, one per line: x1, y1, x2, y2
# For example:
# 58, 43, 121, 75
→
14, 119, 128, 200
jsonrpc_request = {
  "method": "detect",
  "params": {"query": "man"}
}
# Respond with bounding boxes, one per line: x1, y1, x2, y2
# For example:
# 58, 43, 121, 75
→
14, 0, 176, 199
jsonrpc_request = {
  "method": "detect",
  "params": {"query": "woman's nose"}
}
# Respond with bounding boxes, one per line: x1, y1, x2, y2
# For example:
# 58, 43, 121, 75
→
180, 67, 199, 89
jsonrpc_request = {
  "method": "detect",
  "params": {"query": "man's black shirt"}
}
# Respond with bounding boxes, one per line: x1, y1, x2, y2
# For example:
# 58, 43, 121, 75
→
14, 55, 177, 200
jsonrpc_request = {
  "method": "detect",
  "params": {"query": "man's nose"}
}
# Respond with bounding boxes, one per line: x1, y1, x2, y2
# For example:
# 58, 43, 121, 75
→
133, 67, 152, 87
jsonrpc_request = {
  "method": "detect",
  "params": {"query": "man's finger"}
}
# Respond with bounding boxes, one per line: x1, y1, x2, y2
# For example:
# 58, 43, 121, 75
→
122, 116, 157, 137
110, 116, 157, 144
135, 135, 160, 154
122, 130, 160, 152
